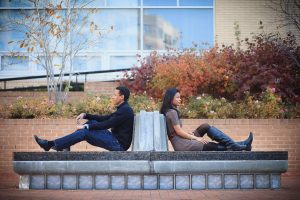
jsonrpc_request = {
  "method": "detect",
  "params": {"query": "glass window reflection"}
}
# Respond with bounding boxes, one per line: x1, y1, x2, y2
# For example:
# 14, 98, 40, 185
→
143, 9, 213, 50
72, 9, 140, 51
0, 10, 28, 51
1, 56, 29, 71
110, 56, 136, 69
107, 0, 140, 7
0, 0, 34, 7
71, 0, 105, 7
180, 0, 214, 6
73, 56, 102, 71
143, 0, 177, 6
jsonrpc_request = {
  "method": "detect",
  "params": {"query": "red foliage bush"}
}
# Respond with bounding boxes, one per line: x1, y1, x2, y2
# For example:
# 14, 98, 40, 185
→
120, 32, 300, 104
230, 32, 300, 103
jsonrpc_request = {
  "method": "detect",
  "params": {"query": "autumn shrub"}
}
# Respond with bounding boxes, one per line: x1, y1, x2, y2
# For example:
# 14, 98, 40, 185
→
234, 88, 284, 118
150, 48, 233, 98
229, 32, 300, 103
7, 97, 58, 118
120, 48, 233, 99
1, 94, 160, 119
120, 32, 300, 105
1, 92, 298, 119
179, 88, 287, 119
119, 52, 159, 96
128, 93, 160, 113
74, 95, 114, 116
181, 94, 235, 119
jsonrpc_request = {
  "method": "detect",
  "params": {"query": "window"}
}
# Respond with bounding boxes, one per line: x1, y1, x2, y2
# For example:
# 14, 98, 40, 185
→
110, 56, 137, 69
107, 0, 140, 7
0, 0, 34, 7
0, 0, 214, 75
143, 0, 177, 6
71, 56, 102, 71
73, 9, 140, 51
180, 0, 213, 6
1, 56, 29, 71
143, 9, 213, 50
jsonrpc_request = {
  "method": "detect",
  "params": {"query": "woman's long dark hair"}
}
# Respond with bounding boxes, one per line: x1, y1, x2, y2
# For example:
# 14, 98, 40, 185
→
160, 88, 180, 116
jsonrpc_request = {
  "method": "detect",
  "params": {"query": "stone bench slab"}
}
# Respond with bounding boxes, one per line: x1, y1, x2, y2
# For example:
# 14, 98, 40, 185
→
14, 151, 288, 161
13, 151, 288, 190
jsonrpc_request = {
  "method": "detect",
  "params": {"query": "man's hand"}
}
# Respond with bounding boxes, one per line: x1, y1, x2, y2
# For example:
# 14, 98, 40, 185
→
195, 137, 209, 144
76, 113, 86, 124
77, 125, 85, 130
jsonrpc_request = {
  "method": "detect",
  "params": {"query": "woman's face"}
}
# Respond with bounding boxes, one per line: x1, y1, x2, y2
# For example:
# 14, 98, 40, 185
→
172, 92, 181, 107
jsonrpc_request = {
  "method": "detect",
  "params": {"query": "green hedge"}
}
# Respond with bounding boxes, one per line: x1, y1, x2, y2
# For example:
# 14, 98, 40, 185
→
0, 89, 298, 119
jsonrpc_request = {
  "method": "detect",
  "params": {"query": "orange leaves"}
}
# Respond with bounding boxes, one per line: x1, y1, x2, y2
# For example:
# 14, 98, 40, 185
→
148, 49, 230, 99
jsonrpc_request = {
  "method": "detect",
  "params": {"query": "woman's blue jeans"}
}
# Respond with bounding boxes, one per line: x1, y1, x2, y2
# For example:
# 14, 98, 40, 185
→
53, 120, 124, 151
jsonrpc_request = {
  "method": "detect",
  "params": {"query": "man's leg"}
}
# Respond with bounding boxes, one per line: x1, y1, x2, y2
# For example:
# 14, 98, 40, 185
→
34, 120, 99, 151
84, 129, 124, 151
53, 129, 124, 151
53, 129, 88, 150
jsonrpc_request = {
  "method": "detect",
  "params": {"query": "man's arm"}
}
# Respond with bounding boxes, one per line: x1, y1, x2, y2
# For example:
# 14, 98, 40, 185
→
76, 112, 112, 123
84, 113, 112, 122
87, 108, 132, 130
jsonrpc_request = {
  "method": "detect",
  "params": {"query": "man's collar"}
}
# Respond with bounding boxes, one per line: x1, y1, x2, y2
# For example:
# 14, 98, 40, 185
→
116, 101, 127, 109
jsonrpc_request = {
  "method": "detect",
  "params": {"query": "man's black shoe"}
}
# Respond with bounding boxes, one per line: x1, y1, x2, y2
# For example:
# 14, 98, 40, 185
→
51, 146, 70, 152
34, 135, 51, 151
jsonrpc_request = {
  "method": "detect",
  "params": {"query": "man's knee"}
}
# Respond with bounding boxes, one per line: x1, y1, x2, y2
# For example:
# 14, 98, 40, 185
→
74, 129, 89, 140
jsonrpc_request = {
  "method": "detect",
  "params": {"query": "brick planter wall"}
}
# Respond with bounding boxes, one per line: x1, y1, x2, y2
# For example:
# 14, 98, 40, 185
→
0, 82, 118, 106
0, 119, 299, 187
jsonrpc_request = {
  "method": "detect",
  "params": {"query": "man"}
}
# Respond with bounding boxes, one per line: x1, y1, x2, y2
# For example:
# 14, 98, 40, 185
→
34, 86, 134, 151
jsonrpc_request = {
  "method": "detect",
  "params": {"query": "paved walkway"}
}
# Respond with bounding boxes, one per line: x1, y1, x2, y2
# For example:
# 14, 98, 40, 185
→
0, 176, 299, 200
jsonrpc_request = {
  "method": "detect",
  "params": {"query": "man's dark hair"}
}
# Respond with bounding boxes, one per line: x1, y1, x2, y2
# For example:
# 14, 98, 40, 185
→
116, 86, 130, 101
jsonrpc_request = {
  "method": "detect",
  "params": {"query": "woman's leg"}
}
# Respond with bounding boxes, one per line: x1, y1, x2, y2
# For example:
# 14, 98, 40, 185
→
193, 123, 210, 137
206, 126, 249, 151
202, 142, 227, 151
193, 124, 252, 151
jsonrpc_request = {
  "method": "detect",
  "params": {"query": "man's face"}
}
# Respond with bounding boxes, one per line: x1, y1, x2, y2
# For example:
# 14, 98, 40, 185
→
111, 89, 124, 106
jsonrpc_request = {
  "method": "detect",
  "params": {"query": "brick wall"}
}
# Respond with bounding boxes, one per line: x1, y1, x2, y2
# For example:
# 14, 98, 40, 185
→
84, 81, 119, 96
215, 0, 300, 47
0, 118, 299, 186
0, 91, 87, 105
0, 82, 118, 105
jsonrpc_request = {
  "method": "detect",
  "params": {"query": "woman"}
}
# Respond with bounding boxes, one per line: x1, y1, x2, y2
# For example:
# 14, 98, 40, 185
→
160, 88, 253, 151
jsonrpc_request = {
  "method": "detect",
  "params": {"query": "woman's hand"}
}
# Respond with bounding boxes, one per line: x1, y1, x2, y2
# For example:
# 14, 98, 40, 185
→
195, 137, 209, 144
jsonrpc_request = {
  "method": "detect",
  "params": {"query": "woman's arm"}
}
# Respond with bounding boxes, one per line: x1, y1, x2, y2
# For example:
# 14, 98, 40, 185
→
173, 124, 208, 144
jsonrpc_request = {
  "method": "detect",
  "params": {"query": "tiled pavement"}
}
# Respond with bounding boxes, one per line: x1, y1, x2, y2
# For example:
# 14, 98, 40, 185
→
0, 176, 299, 200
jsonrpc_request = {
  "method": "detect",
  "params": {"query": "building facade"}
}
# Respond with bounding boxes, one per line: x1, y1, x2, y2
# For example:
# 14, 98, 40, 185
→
0, 0, 299, 85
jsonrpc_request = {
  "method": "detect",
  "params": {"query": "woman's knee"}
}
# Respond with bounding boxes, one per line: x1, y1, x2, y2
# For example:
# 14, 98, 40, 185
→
199, 123, 210, 130
195, 123, 211, 136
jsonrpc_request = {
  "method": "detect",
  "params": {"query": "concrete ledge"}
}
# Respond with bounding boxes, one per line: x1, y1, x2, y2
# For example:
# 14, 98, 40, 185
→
14, 160, 287, 174
153, 160, 287, 173
13, 151, 288, 190
14, 151, 288, 161
14, 161, 150, 174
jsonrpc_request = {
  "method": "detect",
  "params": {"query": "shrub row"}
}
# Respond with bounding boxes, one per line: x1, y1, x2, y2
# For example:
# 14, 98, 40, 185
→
0, 89, 298, 119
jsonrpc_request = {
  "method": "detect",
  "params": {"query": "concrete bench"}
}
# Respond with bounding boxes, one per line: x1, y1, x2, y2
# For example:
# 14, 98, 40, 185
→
132, 110, 168, 151
13, 111, 288, 190
14, 151, 287, 190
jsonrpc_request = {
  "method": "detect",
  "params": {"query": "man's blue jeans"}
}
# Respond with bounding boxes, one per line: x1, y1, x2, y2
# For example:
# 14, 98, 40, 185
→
53, 120, 124, 151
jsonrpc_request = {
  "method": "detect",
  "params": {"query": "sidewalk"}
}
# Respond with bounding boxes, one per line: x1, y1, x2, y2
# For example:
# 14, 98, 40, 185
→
0, 176, 299, 200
